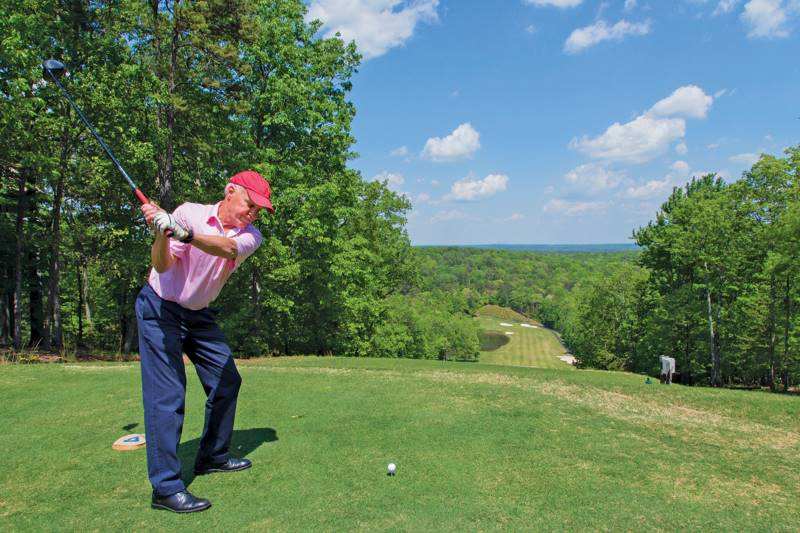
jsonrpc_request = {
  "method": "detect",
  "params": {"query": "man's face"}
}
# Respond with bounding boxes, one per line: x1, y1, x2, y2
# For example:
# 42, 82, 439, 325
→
224, 186, 263, 228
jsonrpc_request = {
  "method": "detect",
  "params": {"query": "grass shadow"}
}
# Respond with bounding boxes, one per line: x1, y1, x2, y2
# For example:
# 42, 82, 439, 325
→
179, 427, 278, 487
480, 331, 511, 351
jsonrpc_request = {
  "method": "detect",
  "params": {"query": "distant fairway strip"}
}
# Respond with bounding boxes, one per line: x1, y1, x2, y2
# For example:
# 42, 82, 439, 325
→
477, 313, 571, 369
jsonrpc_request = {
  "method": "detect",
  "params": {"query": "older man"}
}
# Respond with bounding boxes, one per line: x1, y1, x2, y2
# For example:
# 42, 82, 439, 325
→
136, 171, 273, 513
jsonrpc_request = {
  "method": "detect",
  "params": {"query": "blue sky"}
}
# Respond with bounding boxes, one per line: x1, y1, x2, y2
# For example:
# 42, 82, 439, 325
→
306, 0, 799, 245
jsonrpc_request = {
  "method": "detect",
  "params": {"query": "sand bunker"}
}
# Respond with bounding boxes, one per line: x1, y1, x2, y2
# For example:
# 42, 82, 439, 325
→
500, 322, 513, 327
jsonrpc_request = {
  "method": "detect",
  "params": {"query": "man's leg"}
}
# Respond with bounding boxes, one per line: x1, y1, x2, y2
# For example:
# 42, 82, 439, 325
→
184, 308, 242, 466
136, 285, 188, 497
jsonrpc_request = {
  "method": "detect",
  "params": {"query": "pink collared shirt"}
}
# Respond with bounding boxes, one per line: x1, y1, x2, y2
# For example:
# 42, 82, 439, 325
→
148, 202, 263, 310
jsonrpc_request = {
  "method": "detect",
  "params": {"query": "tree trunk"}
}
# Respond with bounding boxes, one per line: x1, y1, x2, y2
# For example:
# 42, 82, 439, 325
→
27, 247, 44, 348
44, 145, 68, 350
13, 172, 24, 350
705, 274, 721, 387
782, 274, 792, 391
768, 274, 778, 391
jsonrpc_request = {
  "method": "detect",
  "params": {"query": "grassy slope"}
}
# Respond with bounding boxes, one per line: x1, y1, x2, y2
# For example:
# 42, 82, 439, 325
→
2, 358, 799, 532
476, 312, 570, 369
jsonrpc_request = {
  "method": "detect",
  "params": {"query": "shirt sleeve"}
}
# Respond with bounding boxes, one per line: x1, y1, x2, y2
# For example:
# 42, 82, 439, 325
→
234, 225, 263, 265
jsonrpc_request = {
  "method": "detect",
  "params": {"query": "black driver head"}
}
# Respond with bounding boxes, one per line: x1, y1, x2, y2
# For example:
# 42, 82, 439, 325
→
42, 59, 67, 79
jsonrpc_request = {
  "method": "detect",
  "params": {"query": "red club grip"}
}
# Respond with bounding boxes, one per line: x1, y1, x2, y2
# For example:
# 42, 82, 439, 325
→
136, 188, 173, 237
134, 188, 149, 204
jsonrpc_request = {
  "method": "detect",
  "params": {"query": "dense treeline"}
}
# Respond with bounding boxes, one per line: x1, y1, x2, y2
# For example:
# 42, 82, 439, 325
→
1, 0, 476, 361
568, 150, 800, 389
417, 148, 800, 389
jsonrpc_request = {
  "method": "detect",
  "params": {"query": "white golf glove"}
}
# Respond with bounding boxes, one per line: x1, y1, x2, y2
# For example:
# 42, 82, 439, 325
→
153, 212, 193, 243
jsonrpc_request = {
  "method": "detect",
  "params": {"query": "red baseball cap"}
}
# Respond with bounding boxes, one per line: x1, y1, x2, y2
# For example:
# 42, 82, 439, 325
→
229, 170, 274, 214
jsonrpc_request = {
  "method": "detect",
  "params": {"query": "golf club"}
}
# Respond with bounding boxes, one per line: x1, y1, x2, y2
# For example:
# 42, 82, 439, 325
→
41, 59, 170, 233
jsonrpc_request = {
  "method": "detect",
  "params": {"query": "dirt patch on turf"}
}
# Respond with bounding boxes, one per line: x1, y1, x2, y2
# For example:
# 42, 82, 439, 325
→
244, 366, 353, 376
404, 370, 800, 453
62, 365, 134, 370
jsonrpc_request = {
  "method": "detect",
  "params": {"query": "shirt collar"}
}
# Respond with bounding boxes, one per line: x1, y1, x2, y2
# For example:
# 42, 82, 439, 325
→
207, 202, 244, 235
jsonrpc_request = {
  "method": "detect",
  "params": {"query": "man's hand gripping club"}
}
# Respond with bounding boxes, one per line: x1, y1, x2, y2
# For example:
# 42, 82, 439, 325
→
141, 203, 193, 243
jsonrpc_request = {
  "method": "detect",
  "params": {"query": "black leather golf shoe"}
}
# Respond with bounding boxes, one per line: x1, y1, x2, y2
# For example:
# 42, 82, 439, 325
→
194, 457, 252, 475
151, 490, 211, 513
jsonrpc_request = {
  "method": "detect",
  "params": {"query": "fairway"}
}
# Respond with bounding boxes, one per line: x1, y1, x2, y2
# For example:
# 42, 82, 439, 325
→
2, 358, 799, 531
476, 312, 571, 369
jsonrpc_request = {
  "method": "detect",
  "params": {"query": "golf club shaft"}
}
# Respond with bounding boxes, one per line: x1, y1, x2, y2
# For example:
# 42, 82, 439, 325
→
44, 70, 150, 205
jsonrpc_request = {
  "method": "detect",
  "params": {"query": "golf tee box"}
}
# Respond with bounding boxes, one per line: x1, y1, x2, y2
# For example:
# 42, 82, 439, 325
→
112, 434, 146, 451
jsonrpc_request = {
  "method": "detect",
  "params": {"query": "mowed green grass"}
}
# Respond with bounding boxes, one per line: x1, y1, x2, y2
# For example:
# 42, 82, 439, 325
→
477, 315, 571, 369
2, 358, 799, 531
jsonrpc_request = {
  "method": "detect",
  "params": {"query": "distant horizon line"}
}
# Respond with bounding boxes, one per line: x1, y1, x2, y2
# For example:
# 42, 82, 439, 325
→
413, 242, 639, 247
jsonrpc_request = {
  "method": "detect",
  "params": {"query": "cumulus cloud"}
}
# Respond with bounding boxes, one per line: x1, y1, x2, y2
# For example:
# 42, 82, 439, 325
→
422, 123, 481, 162
563, 164, 624, 194
370, 171, 405, 190
564, 19, 651, 54
415, 192, 432, 205
713, 0, 740, 15
624, 0, 638, 11
570, 115, 685, 163
525, 0, 583, 7
306, 0, 439, 60
446, 174, 509, 201
676, 141, 689, 155
647, 85, 713, 119
390, 145, 409, 157
621, 178, 674, 199
671, 160, 691, 177
742, 0, 791, 38
543, 199, 609, 215
570, 85, 713, 164
504, 213, 525, 221
730, 152, 762, 165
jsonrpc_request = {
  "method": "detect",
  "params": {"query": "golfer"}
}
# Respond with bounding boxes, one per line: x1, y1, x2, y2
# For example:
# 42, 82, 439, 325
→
136, 170, 273, 513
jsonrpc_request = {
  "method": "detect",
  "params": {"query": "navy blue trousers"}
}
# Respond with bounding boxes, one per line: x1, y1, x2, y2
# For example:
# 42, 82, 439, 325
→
135, 284, 242, 496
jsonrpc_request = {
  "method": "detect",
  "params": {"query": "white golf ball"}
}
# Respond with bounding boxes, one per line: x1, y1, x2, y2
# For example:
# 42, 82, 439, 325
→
387, 463, 396, 475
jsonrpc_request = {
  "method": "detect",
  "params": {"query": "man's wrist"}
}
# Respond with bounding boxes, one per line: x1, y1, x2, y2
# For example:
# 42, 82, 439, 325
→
180, 228, 194, 244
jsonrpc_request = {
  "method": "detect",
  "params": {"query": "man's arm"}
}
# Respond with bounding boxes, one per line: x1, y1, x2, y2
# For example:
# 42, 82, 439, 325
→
151, 232, 176, 273
189, 234, 238, 260
142, 203, 177, 273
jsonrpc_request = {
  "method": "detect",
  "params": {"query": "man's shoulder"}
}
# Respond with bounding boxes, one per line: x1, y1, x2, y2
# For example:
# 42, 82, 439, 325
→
244, 223, 263, 241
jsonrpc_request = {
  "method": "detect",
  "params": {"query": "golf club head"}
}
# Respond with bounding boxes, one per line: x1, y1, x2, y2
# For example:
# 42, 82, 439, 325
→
42, 59, 67, 79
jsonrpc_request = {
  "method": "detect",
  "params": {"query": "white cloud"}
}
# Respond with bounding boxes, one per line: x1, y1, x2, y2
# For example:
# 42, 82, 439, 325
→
543, 199, 609, 215
564, 19, 651, 54
624, 0, 638, 11
431, 179, 440, 186
621, 178, 674, 199
370, 171, 405, 190
446, 174, 509, 201
525, 0, 583, 7
647, 85, 713, 119
504, 213, 525, 221
676, 141, 689, 155
525, 24, 539, 34
742, 0, 790, 38
563, 164, 624, 194
430, 210, 469, 223
671, 160, 691, 178
570, 115, 685, 163
713, 0, 740, 15
415, 192, 432, 204
422, 123, 481, 162
570, 85, 713, 164
306, 0, 439, 60
390, 145, 409, 157
714, 88, 735, 98
730, 152, 762, 165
